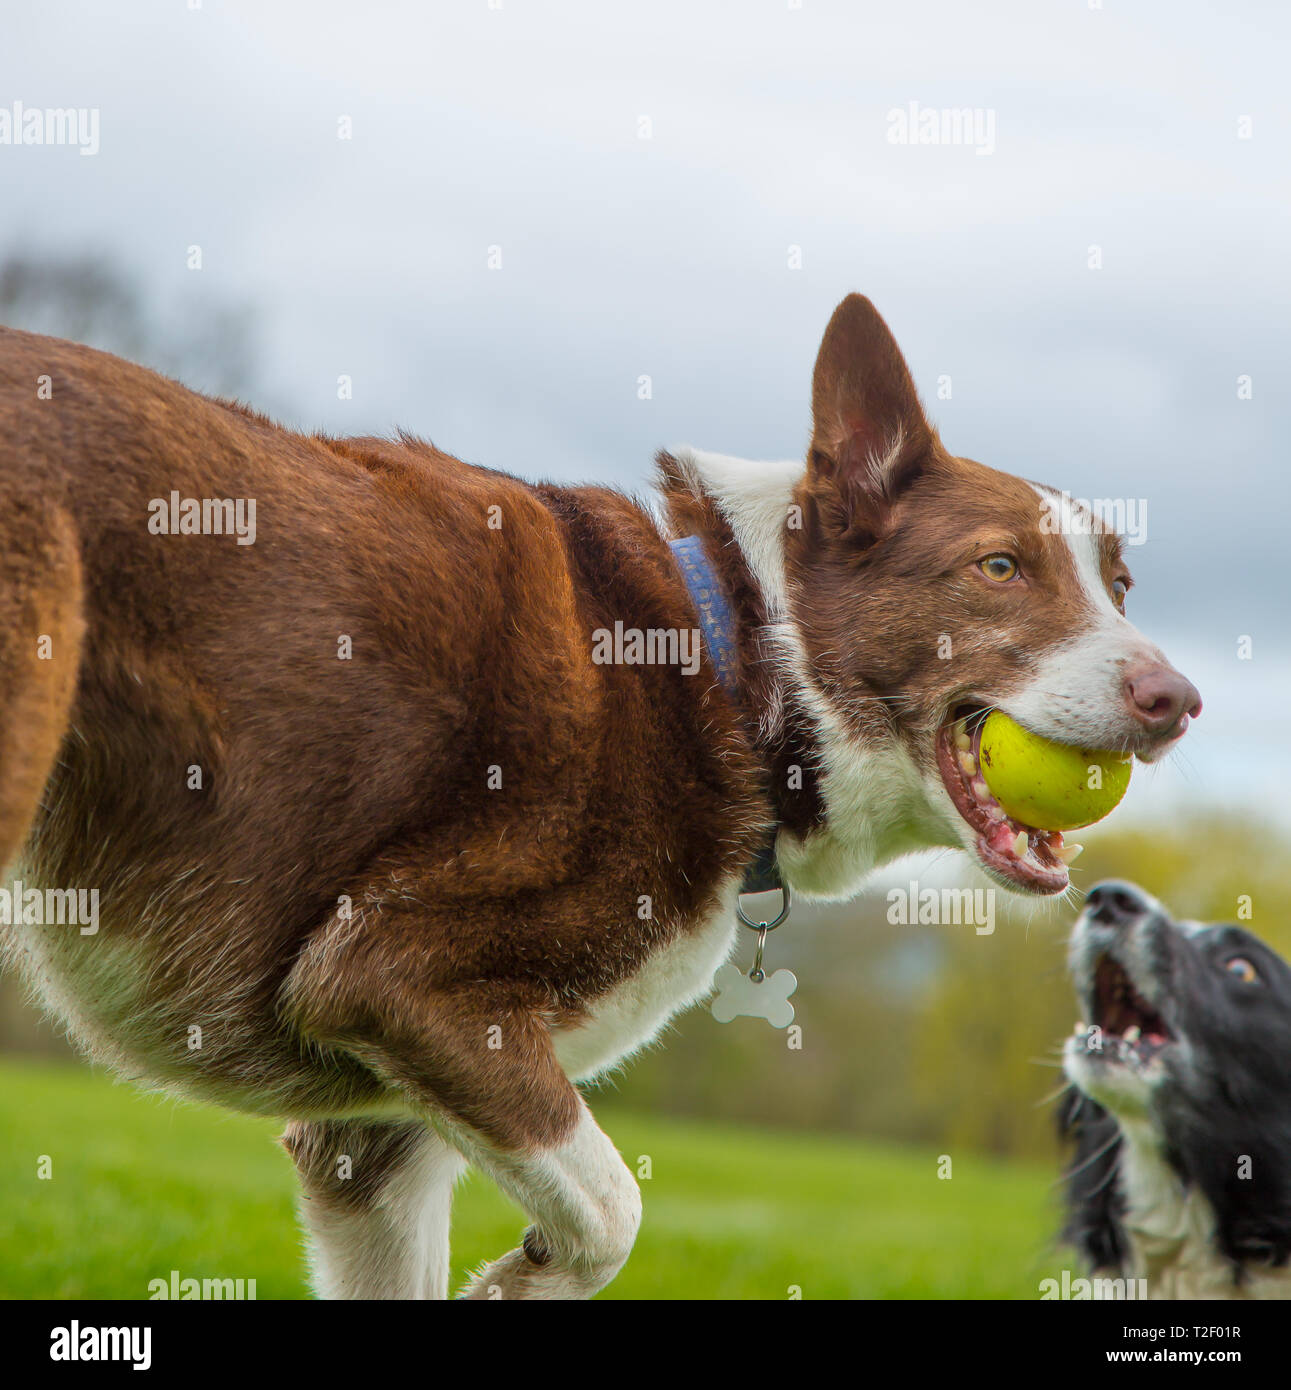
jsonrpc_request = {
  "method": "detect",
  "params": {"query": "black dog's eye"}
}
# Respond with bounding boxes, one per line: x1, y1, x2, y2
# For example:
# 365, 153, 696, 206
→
978, 554, 1019, 583
1224, 957, 1259, 984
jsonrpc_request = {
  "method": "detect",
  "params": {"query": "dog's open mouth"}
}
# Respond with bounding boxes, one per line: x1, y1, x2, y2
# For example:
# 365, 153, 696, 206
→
935, 704, 1073, 894
1076, 954, 1176, 1066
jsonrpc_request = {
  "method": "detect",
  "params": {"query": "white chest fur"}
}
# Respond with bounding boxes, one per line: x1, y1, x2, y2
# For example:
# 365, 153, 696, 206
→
1119, 1128, 1291, 1299
552, 881, 740, 1082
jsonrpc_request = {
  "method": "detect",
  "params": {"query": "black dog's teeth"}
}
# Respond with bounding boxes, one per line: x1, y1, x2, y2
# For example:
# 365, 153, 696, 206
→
1087, 955, 1173, 1055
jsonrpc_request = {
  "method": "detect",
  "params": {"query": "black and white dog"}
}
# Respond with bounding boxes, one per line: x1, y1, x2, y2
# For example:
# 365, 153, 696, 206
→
1060, 881, 1291, 1298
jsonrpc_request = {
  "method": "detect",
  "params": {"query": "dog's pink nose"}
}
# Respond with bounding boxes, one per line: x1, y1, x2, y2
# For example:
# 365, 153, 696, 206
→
1124, 664, 1201, 736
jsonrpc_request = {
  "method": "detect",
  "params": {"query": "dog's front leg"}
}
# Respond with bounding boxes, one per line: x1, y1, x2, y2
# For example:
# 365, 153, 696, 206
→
283, 925, 641, 1300
449, 1097, 642, 1300
282, 1118, 466, 1299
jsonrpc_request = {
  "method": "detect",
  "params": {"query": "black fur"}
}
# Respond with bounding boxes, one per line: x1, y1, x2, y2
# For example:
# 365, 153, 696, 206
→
1060, 882, 1291, 1288
1056, 1086, 1127, 1273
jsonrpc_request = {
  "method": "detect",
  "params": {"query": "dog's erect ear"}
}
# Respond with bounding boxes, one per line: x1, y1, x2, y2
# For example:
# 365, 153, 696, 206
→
807, 294, 932, 547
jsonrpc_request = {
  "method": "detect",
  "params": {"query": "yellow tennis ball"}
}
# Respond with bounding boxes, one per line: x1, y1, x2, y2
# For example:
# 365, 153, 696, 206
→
978, 711, 1132, 832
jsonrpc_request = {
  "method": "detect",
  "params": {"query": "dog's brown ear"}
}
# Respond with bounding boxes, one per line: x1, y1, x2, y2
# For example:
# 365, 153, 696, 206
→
807, 294, 931, 547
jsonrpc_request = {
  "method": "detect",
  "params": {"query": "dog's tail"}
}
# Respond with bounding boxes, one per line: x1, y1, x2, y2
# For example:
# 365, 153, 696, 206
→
0, 479, 84, 875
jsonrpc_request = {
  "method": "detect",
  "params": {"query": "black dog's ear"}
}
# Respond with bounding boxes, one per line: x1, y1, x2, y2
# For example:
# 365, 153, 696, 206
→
1058, 1086, 1129, 1273
1191, 1132, 1291, 1277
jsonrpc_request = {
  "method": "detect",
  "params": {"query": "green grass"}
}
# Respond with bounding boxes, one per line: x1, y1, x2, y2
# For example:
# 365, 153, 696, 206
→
0, 1058, 1071, 1299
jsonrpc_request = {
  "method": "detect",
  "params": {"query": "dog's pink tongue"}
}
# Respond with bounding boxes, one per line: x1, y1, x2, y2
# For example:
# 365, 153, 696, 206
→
987, 822, 1018, 854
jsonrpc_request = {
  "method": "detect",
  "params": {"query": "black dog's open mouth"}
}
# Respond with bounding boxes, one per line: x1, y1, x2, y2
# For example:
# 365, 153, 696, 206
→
935, 703, 1072, 895
1083, 954, 1176, 1064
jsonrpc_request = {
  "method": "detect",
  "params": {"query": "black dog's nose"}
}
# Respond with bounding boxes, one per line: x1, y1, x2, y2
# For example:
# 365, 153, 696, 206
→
1084, 880, 1151, 928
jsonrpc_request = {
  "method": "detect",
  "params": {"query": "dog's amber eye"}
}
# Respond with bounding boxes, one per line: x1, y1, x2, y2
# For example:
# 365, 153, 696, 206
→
1224, 957, 1259, 984
978, 554, 1018, 583
1111, 578, 1129, 609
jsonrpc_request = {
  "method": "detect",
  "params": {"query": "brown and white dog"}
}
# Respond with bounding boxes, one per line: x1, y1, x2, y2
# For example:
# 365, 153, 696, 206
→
0, 294, 1198, 1298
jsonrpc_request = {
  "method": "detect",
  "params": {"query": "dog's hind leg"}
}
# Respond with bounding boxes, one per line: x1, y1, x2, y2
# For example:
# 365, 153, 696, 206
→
0, 489, 83, 875
282, 1118, 466, 1299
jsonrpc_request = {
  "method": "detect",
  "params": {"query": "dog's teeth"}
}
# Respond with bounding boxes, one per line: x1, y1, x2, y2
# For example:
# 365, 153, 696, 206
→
972, 779, 991, 803
1012, 831, 1029, 858
958, 751, 977, 776
1123, 1025, 1141, 1043
954, 730, 971, 752
1058, 842, 1084, 864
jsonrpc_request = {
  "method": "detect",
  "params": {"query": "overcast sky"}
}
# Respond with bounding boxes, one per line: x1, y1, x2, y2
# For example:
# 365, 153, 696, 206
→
2, 0, 1287, 829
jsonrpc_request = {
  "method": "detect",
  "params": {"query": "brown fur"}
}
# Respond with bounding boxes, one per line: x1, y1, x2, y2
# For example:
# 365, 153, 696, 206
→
0, 328, 766, 1155
786, 295, 1131, 782
282, 1118, 429, 1213
0, 295, 1192, 1293
656, 450, 825, 840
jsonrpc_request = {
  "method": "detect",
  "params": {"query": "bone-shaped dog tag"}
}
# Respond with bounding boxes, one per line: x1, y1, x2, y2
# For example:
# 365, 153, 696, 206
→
710, 962, 797, 1028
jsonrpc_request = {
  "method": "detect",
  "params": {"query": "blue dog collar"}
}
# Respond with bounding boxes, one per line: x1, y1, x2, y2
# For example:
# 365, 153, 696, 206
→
668, 534, 782, 896
668, 534, 741, 697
